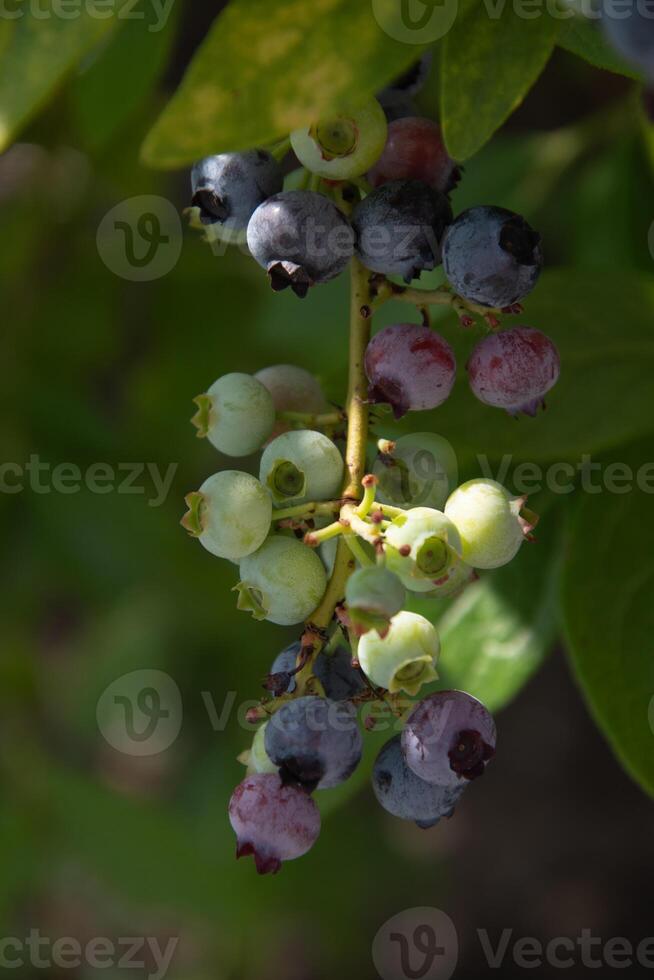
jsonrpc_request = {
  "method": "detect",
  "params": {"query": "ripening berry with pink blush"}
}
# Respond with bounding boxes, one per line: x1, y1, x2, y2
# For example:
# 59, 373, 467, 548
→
365, 323, 457, 418
467, 327, 560, 417
367, 118, 461, 193
228, 773, 321, 875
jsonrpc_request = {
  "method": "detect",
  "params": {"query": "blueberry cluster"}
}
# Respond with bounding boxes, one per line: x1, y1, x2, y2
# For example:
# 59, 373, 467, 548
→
182, 361, 536, 872
182, 59, 558, 875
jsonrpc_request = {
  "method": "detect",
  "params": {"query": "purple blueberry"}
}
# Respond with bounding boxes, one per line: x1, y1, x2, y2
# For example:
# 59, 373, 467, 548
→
402, 690, 497, 789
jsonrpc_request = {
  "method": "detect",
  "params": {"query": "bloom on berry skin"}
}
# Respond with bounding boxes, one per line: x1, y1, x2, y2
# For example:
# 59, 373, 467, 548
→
247, 190, 355, 297
401, 690, 496, 788
364, 323, 456, 418
235, 536, 328, 625
384, 507, 468, 595
181, 471, 272, 561
444, 479, 537, 570
352, 180, 453, 283
259, 429, 344, 505
191, 372, 275, 457
442, 206, 542, 309
229, 773, 321, 875
357, 610, 440, 696
191, 151, 283, 231
467, 326, 560, 417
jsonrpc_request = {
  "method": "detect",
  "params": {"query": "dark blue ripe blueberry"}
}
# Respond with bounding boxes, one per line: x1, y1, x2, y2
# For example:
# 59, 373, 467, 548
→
264, 696, 362, 791
442, 205, 542, 309
268, 643, 365, 701
247, 190, 355, 298
314, 645, 366, 701
268, 642, 301, 695
191, 151, 283, 230
602, 0, 654, 79
372, 735, 465, 829
352, 179, 453, 283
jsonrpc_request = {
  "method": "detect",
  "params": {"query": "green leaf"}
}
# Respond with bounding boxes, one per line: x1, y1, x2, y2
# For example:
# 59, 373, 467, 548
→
141, 0, 428, 168
0, 0, 131, 153
558, 17, 641, 79
441, 5, 560, 159
72, 0, 179, 149
408, 504, 562, 712
562, 443, 654, 797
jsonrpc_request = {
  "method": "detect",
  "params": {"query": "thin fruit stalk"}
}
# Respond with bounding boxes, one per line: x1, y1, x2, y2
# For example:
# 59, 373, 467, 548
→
305, 257, 371, 636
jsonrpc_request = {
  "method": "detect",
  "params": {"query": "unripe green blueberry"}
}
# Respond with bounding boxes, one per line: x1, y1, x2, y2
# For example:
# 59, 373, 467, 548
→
345, 566, 405, 636
290, 98, 388, 180
255, 364, 328, 416
247, 723, 278, 775
384, 507, 466, 594
259, 430, 344, 505
357, 610, 440, 695
182, 471, 272, 560
444, 479, 537, 570
235, 536, 328, 625
192, 373, 275, 457
373, 432, 458, 511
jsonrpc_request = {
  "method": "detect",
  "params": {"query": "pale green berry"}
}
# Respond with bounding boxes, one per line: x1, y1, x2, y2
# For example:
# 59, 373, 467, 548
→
357, 610, 440, 696
345, 566, 405, 636
192, 373, 275, 457
259, 430, 344, 505
444, 479, 537, 570
182, 471, 272, 560
384, 507, 466, 594
374, 432, 458, 511
255, 364, 328, 418
247, 723, 278, 775
290, 98, 388, 180
235, 536, 328, 626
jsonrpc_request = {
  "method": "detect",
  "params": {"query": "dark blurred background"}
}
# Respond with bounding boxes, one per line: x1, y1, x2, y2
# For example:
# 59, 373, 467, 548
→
1, 2, 653, 977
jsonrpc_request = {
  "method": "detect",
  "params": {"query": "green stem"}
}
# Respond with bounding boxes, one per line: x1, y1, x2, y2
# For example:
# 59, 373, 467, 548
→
271, 500, 340, 521
304, 258, 372, 638
344, 534, 374, 568
270, 136, 292, 161
305, 521, 344, 547
277, 409, 344, 427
